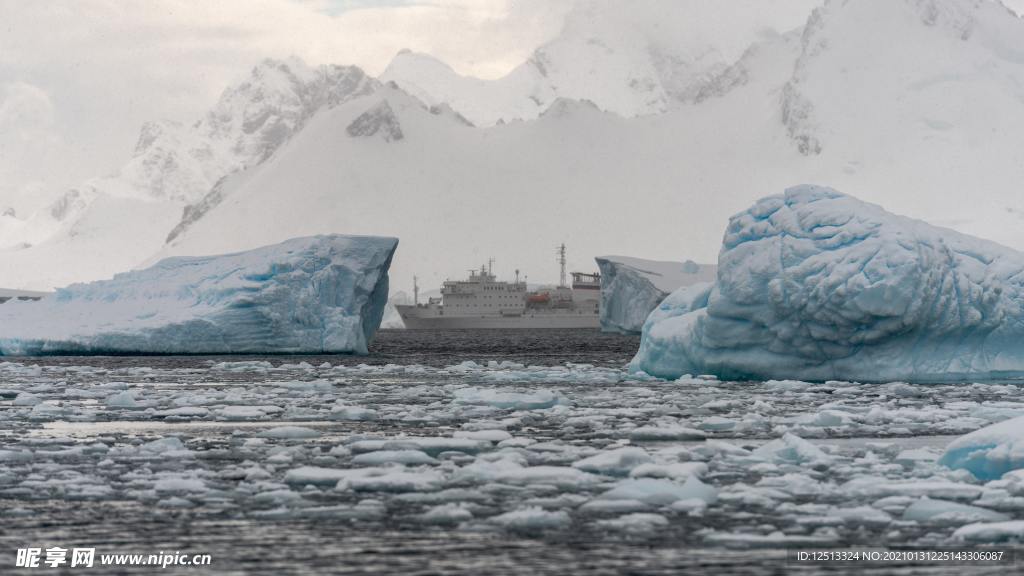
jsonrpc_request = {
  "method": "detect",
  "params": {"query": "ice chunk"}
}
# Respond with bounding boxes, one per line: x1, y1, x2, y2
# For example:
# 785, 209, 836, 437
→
940, 415, 1024, 480
138, 437, 188, 455
894, 448, 940, 468
351, 450, 439, 466
349, 470, 444, 493
488, 508, 571, 532
453, 387, 565, 410
631, 186, 1024, 382
704, 531, 839, 548
842, 476, 983, 500
13, 392, 41, 406
629, 462, 707, 480
461, 461, 600, 489
629, 425, 706, 441
752, 433, 832, 466
572, 447, 652, 476
153, 407, 209, 419
330, 404, 378, 421
153, 474, 206, 494
105, 390, 140, 408
420, 503, 473, 525
284, 466, 382, 487
598, 476, 717, 506
953, 520, 1024, 543
0, 235, 397, 355
453, 430, 513, 443
218, 406, 269, 420
902, 497, 1009, 523
596, 255, 715, 334
595, 513, 669, 534
256, 426, 321, 439
699, 416, 738, 431
579, 499, 651, 514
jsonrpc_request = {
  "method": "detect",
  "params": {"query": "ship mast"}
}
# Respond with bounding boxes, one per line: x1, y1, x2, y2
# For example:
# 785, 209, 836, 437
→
413, 276, 419, 305
557, 243, 567, 288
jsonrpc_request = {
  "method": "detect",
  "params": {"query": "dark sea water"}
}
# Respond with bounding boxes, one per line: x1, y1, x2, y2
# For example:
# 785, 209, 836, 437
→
0, 330, 1017, 575
14, 328, 641, 369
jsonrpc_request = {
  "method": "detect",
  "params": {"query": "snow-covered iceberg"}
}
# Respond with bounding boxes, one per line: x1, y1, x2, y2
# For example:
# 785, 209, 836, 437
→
631, 185, 1024, 383
0, 235, 397, 355
595, 256, 715, 334
939, 415, 1024, 481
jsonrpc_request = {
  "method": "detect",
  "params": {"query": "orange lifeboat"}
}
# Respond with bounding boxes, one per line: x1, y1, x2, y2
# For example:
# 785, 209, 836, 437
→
527, 292, 550, 304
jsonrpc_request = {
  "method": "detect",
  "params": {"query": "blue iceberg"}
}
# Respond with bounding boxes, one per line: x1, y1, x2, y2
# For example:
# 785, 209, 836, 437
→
596, 256, 716, 334
0, 235, 397, 355
631, 185, 1024, 383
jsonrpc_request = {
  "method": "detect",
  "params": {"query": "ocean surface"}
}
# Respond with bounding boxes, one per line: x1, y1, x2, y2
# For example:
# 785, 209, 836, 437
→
0, 329, 1019, 575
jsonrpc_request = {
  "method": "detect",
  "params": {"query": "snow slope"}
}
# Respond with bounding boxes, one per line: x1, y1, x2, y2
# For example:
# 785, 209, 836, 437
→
0, 235, 397, 355
153, 64, 804, 297
0, 59, 377, 290
630, 185, 1024, 383
779, 0, 1024, 248
595, 256, 716, 334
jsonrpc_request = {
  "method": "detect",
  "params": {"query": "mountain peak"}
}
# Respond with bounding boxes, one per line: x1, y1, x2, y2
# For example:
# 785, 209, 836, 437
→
346, 99, 404, 142
539, 97, 603, 119
381, 0, 819, 126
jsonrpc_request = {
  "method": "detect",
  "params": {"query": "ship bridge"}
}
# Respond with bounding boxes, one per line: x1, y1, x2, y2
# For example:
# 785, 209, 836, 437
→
440, 262, 528, 315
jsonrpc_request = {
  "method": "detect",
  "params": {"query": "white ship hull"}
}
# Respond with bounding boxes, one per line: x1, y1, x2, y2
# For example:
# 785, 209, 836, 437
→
397, 250, 602, 330
396, 306, 599, 329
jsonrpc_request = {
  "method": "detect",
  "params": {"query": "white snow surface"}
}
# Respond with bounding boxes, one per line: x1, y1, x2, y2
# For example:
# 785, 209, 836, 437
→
0, 235, 397, 355
596, 256, 716, 334
381, 0, 820, 125
631, 185, 1024, 383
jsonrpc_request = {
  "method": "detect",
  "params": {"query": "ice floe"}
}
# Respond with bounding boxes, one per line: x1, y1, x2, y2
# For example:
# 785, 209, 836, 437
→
3, 356, 1024, 550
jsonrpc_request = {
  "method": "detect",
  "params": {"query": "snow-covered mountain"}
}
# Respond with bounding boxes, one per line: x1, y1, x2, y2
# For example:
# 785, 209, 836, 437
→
779, 0, 1024, 247
381, 0, 820, 125
3, 0, 1024, 298
0, 58, 376, 289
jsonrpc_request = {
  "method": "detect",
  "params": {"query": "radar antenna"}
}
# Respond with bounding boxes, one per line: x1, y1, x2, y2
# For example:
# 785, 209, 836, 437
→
557, 243, 568, 288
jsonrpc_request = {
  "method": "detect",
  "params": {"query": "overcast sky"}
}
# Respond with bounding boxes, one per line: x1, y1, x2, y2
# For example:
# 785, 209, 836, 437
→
2, 0, 1023, 215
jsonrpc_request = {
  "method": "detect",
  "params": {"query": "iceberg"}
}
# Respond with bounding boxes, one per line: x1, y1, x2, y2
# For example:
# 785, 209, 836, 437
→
0, 235, 397, 355
939, 415, 1024, 481
595, 255, 716, 334
631, 185, 1024, 383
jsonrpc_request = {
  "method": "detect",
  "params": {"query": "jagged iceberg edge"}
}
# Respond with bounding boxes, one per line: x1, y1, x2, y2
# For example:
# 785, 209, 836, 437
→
596, 255, 715, 334
0, 235, 398, 355
630, 185, 1024, 383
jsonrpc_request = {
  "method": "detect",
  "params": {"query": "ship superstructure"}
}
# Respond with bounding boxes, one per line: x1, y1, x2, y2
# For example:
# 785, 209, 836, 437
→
396, 245, 601, 329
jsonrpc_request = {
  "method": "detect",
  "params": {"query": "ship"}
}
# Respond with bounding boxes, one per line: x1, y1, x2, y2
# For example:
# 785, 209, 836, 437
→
396, 244, 601, 329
